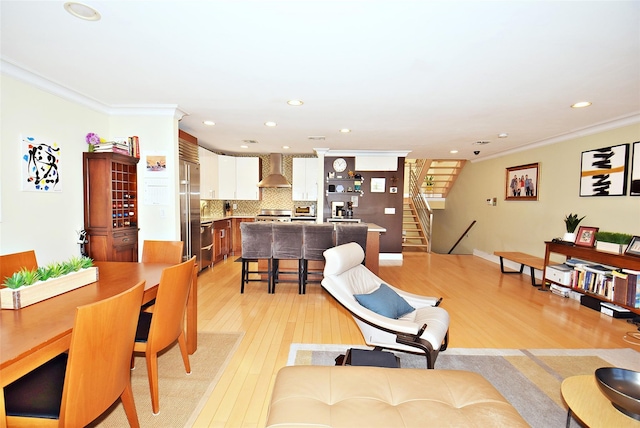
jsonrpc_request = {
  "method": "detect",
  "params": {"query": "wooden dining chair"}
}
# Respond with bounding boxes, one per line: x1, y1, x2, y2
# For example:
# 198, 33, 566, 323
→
1, 250, 38, 281
4, 280, 145, 427
133, 256, 196, 414
141, 240, 184, 264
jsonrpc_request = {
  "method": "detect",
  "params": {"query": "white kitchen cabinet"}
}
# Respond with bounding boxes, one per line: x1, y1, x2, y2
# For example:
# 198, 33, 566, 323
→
214, 155, 261, 200
235, 157, 261, 200
292, 157, 318, 201
198, 147, 218, 199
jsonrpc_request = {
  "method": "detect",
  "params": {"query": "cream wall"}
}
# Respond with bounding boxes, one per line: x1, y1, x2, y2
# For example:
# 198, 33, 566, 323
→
432, 123, 640, 259
0, 74, 181, 264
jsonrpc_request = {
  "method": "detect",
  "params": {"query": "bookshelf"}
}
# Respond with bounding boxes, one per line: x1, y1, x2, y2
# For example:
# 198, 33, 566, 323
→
543, 241, 640, 314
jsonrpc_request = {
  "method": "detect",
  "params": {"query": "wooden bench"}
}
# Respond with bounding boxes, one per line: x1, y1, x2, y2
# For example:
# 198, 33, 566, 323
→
494, 251, 544, 286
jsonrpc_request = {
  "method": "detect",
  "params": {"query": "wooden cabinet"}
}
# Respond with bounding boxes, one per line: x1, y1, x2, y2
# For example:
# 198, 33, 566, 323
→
231, 217, 254, 255
292, 157, 318, 201
199, 146, 218, 199
213, 219, 232, 262
83, 152, 139, 262
543, 241, 640, 314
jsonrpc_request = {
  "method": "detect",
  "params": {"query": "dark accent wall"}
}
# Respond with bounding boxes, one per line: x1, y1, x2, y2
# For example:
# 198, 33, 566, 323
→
324, 157, 404, 253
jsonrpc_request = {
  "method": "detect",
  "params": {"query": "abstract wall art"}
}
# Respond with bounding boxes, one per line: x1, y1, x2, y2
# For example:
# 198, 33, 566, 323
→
579, 143, 628, 197
22, 135, 62, 192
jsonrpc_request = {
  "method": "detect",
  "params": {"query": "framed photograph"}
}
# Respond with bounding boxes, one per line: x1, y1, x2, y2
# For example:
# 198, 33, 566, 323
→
625, 235, 640, 257
505, 163, 539, 201
580, 143, 629, 196
574, 226, 599, 247
630, 141, 640, 196
370, 178, 385, 193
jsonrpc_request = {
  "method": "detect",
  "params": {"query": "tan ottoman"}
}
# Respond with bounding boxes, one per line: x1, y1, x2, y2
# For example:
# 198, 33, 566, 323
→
266, 366, 528, 428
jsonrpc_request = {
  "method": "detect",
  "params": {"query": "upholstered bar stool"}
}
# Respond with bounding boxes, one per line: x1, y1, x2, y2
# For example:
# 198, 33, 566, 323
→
240, 222, 274, 293
301, 223, 335, 294
335, 223, 368, 262
272, 223, 304, 294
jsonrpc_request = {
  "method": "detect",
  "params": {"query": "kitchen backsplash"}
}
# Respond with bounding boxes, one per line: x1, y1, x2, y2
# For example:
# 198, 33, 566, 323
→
200, 154, 312, 218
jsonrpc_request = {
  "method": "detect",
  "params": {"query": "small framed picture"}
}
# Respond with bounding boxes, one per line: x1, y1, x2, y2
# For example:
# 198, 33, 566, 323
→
505, 163, 539, 201
625, 235, 640, 257
574, 226, 599, 247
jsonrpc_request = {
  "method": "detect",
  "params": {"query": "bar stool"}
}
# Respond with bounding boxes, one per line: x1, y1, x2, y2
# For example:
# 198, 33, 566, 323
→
335, 223, 368, 262
240, 222, 274, 293
272, 223, 304, 294
302, 223, 335, 294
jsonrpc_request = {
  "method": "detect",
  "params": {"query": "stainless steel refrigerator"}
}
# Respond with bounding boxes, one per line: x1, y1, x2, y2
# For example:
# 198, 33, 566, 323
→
179, 159, 201, 267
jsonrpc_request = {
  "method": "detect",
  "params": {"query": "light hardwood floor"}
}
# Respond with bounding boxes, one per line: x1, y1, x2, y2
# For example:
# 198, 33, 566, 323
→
191, 252, 639, 427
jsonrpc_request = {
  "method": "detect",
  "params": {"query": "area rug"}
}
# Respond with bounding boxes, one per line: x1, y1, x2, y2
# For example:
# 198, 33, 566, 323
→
288, 344, 640, 428
90, 332, 243, 428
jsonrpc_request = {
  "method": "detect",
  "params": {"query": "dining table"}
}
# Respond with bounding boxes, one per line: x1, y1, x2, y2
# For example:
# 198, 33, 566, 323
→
0, 260, 198, 426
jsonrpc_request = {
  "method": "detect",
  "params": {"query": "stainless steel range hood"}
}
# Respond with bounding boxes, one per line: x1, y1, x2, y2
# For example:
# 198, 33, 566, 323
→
258, 154, 291, 188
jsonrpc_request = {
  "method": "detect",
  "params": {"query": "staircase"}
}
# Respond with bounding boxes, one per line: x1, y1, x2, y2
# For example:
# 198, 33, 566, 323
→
402, 159, 466, 252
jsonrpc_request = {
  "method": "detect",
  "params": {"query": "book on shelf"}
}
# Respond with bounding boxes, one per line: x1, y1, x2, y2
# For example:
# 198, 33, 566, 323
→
622, 269, 639, 308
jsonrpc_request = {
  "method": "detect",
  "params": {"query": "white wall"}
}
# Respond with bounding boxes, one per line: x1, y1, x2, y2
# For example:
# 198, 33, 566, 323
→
1, 74, 181, 265
432, 123, 640, 259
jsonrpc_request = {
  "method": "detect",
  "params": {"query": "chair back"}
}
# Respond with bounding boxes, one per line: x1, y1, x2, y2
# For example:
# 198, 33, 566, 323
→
323, 242, 381, 296
302, 224, 335, 261
59, 280, 145, 426
335, 224, 368, 254
146, 257, 196, 352
141, 240, 184, 264
241, 222, 273, 259
1, 250, 38, 281
272, 223, 304, 259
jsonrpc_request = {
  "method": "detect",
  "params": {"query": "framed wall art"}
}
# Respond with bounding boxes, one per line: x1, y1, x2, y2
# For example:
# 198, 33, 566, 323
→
630, 141, 640, 196
579, 143, 629, 196
574, 226, 599, 247
505, 163, 539, 201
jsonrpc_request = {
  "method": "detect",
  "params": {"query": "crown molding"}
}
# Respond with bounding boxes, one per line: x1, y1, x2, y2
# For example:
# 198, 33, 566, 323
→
1, 59, 186, 119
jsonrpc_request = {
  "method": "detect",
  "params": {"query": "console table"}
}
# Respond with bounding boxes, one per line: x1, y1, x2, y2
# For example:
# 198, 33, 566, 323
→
543, 241, 640, 314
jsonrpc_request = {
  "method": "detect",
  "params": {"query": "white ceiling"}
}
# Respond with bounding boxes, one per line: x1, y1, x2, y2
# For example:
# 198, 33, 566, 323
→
2, 1, 639, 160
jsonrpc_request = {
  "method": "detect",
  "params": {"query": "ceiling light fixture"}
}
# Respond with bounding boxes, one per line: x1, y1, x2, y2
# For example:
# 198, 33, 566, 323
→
240, 145, 249, 149
571, 101, 592, 108
287, 100, 303, 106
450, 149, 459, 154
265, 121, 277, 127
203, 120, 215, 126
282, 146, 290, 149
498, 133, 508, 138
339, 128, 351, 133
64, 2, 101, 21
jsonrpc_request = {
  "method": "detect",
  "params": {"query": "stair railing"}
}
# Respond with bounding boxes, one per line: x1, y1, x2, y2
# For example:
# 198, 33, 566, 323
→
408, 161, 433, 252
447, 220, 477, 254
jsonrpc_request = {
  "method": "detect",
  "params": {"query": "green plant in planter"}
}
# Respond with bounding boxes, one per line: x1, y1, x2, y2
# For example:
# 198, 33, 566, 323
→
564, 213, 586, 233
2, 256, 94, 289
594, 231, 633, 245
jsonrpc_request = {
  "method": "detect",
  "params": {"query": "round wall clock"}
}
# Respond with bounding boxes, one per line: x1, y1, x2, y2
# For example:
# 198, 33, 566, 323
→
333, 158, 347, 172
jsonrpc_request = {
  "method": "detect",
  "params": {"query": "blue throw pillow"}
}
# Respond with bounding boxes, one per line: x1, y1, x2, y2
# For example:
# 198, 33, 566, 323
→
354, 283, 415, 319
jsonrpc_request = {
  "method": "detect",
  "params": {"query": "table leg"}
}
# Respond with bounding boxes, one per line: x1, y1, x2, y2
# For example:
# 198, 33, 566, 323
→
566, 408, 572, 428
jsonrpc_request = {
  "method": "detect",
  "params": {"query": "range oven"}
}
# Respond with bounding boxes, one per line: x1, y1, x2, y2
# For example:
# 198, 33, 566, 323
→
255, 209, 292, 222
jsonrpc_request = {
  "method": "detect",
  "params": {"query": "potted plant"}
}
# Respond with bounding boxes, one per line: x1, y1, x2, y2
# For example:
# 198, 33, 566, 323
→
594, 231, 633, 254
563, 213, 585, 242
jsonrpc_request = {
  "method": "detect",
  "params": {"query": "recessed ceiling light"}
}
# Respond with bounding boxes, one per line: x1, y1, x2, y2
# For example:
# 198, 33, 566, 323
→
64, 2, 101, 21
339, 128, 351, 133
287, 100, 304, 106
282, 146, 290, 149
264, 121, 277, 127
571, 101, 592, 108
203, 120, 216, 126
450, 149, 459, 154
498, 133, 508, 138
240, 145, 249, 149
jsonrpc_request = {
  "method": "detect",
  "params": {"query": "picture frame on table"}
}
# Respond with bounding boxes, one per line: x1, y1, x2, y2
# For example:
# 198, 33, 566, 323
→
625, 235, 640, 257
574, 226, 599, 247
505, 163, 539, 201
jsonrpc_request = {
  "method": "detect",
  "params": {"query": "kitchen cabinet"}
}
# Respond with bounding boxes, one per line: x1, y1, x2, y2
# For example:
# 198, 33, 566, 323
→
199, 147, 218, 199
214, 155, 261, 200
214, 219, 232, 262
292, 157, 318, 201
83, 152, 139, 262
232, 217, 254, 255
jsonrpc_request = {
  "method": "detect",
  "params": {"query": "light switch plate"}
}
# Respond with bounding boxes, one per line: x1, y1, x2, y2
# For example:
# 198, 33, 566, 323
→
384, 207, 395, 214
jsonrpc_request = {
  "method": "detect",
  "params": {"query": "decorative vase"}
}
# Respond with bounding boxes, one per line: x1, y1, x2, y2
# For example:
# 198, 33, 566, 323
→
88, 144, 95, 152
563, 232, 576, 243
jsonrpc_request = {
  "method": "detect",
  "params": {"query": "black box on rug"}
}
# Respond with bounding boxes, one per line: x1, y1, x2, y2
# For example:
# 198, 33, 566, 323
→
580, 294, 601, 312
